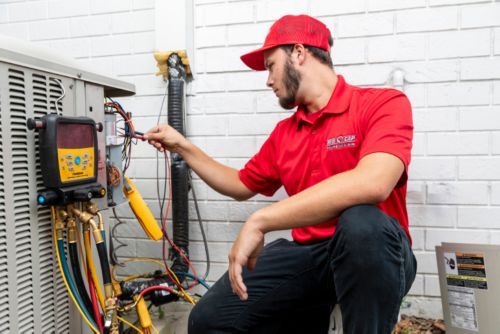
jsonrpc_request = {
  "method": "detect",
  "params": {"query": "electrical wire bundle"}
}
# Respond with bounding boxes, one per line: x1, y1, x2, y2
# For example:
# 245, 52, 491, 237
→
100, 95, 211, 332
105, 99, 145, 174
153, 87, 211, 287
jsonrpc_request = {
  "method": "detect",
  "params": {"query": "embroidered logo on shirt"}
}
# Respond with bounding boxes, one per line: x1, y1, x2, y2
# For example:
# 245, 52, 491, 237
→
327, 135, 357, 150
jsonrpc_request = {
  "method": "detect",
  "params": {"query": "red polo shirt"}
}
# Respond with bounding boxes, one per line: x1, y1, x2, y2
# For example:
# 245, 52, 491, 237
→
239, 75, 413, 244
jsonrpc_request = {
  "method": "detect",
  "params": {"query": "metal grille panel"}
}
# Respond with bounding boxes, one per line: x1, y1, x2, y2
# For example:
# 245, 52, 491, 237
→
32, 72, 62, 333
0, 66, 74, 334
8, 68, 35, 333
0, 67, 9, 334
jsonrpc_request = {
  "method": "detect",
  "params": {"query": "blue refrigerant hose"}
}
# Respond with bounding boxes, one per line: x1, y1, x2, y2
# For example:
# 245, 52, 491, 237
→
57, 239, 99, 331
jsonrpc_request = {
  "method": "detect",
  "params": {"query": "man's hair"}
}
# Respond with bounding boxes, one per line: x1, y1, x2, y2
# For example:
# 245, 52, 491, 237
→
280, 35, 334, 68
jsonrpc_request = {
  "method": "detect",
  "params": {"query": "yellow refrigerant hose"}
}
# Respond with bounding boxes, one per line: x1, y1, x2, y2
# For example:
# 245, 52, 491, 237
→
52, 207, 100, 334
83, 213, 144, 334
84, 228, 106, 310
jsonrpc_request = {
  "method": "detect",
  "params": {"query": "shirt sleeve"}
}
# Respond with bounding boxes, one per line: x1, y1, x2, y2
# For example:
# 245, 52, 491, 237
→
239, 126, 282, 196
359, 90, 413, 187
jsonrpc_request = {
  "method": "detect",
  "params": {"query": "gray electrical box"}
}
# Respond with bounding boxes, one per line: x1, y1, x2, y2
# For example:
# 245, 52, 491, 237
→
436, 243, 500, 334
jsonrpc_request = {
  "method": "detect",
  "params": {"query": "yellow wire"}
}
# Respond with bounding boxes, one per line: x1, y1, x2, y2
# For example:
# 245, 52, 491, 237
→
117, 257, 195, 304
75, 221, 88, 277
117, 315, 144, 334
83, 230, 148, 334
52, 207, 100, 334
123, 273, 146, 282
150, 323, 159, 334
84, 229, 105, 310
118, 257, 181, 284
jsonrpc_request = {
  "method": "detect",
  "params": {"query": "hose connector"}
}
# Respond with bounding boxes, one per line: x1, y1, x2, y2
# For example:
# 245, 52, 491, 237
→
73, 208, 102, 243
112, 278, 122, 297
72, 207, 94, 223
85, 202, 99, 215
67, 217, 77, 243
97, 212, 105, 232
104, 295, 119, 334
85, 202, 105, 231
54, 206, 67, 240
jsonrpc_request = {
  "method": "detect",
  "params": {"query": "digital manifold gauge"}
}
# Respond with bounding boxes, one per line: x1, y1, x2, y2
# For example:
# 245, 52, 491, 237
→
27, 114, 106, 205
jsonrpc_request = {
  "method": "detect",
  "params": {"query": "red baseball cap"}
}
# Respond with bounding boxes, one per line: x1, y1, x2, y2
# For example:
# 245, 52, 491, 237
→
240, 15, 332, 71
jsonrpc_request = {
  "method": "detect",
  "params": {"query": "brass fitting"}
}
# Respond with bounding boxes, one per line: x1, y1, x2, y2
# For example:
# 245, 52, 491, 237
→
91, 222, 103, 244
110, 321, 119, 334
121, 303, 134, 313
66, 203, 75, 216
67, 218, 77, 243
112, 279, 122, 297
104, 295, 119, 334
74, 208, 102, 243
72, 208, 94, 224
58, 208, 68, 221
82, 221, 90, 233
54, 206, 67, 240
97, 212, 105, 231
105, 296, 115, 311
104, 283, 114, 300
85, 202, 99, 215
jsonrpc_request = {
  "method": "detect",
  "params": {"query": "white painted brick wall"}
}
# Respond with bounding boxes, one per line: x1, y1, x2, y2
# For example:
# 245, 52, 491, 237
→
461, 3, 500, 28
368, 34, 426, 63
337, 13, 393, 38
2, 0, 500, 322
428, 182, 489, 205
396, 7, 458, 33
9, 1, 47, 22
410, 157, 457, 180
428, 29, 490, 59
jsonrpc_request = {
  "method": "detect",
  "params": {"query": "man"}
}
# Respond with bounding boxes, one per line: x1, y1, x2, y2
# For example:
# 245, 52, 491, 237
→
145, 14, 416, 334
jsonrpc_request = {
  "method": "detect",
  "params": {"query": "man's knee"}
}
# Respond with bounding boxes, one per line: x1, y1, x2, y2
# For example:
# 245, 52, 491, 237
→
188, 299, 211, 334
337, 204, 388, 243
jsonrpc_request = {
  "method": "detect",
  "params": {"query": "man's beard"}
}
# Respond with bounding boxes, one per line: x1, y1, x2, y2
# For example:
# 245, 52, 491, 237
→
279, 58, 302, 110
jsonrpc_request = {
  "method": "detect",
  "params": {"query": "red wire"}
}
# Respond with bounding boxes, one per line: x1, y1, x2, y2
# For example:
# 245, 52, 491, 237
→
158, 153, 181, 290
162, 152, 199, 289
138, 285, 176, 299
88, 265, 104, 333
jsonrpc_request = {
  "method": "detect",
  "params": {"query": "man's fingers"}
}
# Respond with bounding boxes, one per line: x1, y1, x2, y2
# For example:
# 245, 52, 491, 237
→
229, 257, 248, 301
144, 126, 159, 137
144, 131, 161, 141
228, 262, 238, 296
235, 269, 247, 300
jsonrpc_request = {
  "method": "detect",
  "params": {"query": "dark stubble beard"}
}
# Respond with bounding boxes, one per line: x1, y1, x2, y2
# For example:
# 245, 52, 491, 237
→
279, 57, 302, 110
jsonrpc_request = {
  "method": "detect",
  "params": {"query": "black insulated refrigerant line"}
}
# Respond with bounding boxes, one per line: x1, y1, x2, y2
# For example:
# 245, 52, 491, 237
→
167, 53, 190, 274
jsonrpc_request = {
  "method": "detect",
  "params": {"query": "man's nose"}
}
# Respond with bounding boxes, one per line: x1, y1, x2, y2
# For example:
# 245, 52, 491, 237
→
266, 73, 273, 87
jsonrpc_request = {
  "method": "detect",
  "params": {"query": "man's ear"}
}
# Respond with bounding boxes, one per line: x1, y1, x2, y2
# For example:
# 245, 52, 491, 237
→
293, 44, 306, 66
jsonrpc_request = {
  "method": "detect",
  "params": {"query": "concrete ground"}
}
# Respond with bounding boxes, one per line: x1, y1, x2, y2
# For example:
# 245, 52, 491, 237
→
153, 302, 344, 334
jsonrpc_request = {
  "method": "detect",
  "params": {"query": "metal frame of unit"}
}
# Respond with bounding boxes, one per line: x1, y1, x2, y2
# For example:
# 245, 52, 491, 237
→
436, 242, 500, 334
0, 35, 134, 334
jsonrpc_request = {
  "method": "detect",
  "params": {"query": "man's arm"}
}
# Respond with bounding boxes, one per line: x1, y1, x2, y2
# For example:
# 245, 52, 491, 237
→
145, 124, 255, 201
228, 152, 405, 300
250, 152, 404, 232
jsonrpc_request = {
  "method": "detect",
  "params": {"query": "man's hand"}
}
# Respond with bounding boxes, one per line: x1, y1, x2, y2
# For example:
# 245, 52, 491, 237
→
144, 124, 187, 153
228, 219, 265, 301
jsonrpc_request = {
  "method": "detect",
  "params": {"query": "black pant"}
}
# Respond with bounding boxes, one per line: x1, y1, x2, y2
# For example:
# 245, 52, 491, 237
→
188, 205, 417, 334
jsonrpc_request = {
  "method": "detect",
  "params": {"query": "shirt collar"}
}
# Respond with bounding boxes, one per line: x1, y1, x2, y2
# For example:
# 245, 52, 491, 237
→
294, 75, 353, 128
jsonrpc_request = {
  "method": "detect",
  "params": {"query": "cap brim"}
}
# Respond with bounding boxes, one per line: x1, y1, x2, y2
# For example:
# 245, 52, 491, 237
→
240, 44, 276, 71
